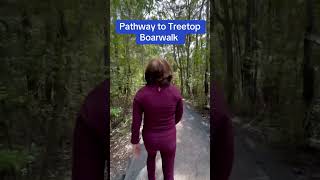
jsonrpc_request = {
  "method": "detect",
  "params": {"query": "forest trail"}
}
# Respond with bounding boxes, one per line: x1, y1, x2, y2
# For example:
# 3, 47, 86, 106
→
230, 118, 300, 180
124, 102, 210, 180
122, 104, 304, 180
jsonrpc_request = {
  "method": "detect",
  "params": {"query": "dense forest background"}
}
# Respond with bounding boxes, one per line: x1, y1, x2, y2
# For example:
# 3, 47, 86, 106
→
0, 0, 106, 179
212, 0, 320, 145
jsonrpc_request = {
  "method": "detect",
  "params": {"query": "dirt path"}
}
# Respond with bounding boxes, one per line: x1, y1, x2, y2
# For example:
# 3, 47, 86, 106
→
230, 118, 301, 180
124, 102, 210, 180
122, 105, 316, 180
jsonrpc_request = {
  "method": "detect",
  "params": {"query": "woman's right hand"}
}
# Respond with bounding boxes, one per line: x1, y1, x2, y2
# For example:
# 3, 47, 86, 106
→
132, 144, 141, 159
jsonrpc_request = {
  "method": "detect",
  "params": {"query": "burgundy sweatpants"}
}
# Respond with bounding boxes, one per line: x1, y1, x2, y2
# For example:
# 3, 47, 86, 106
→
142, 128, 176, 180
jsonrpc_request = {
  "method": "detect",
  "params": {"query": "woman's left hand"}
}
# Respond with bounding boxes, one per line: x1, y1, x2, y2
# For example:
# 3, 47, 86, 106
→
132, 144, 141, 159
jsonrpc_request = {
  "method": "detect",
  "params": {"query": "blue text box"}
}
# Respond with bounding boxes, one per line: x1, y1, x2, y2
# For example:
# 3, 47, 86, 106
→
115, 20, 206, 45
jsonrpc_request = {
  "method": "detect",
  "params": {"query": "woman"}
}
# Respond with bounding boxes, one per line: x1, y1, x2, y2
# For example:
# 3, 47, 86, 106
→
211, 81, 234, 180
131, 58, 183, 180
72, 80, 108, 180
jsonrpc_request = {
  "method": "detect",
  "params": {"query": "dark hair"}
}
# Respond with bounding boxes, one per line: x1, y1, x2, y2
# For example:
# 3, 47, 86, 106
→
145, 58, 173, 86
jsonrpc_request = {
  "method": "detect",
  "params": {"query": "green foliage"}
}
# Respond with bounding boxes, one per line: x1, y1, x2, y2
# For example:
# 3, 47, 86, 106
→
0, 150, 30, 174
1, 0, 106, 179
214, 0, 320, 143
111, 107, 123, 119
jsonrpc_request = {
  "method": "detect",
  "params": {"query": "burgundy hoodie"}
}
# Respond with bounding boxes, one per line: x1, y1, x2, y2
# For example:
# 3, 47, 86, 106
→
72, 80, 108, 180
131, 84, 183, 145
211, 81, 234, 180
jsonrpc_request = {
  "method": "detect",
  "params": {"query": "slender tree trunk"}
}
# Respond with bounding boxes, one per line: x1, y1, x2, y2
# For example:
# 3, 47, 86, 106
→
204, 0, 210, 105
186, 35, 192, 98
41, 9, 69, 179
231, 0, 243, 101
221, 0, 234, 105
303, 0, 314, 107
125, 36, 131, 97
185, 0, 192, 98
177, 46, 184, 96
242, 0, 258, 110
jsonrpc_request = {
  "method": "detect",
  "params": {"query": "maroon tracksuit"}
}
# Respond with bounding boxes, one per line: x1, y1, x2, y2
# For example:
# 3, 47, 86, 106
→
131, 84, 183, 180
72, 80, 108, 180
211, 81, 234, 180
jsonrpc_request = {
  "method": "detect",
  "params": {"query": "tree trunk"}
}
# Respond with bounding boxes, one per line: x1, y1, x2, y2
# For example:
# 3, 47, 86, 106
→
303, 0, 315, 107
177, 46, 184, 96
186, 35, 192, 98
231, 0, 243, 101
185, 0, 192, 98
241, 0, 258, 109
221, 0, 234, 105
204, 0, 210, 104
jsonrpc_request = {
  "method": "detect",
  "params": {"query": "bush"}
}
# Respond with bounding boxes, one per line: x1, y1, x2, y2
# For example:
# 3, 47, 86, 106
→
0, 149, 30, 178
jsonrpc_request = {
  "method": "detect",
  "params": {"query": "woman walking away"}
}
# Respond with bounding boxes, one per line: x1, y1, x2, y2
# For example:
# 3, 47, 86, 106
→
131, 58, 183, 180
